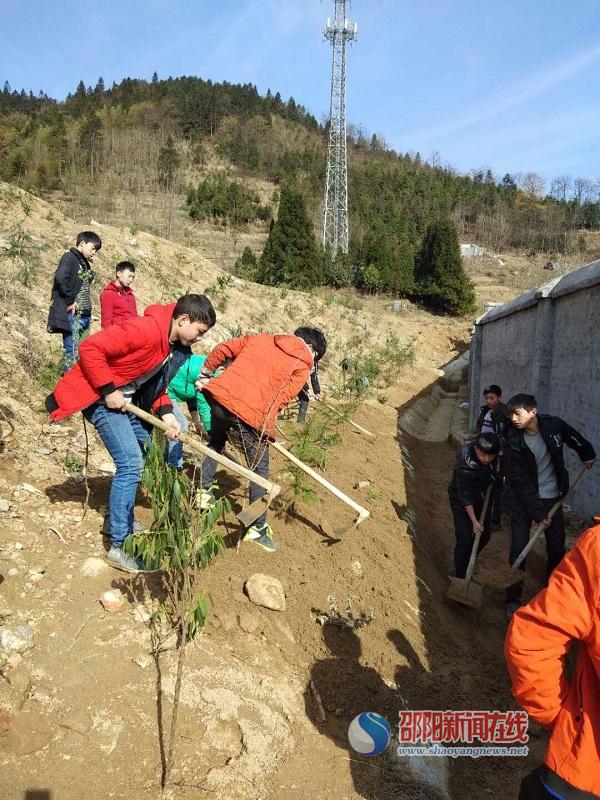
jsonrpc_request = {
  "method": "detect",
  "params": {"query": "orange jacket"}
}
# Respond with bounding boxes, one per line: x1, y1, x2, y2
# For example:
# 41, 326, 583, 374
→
203, 334, 312, 436
505, 523, 600, 795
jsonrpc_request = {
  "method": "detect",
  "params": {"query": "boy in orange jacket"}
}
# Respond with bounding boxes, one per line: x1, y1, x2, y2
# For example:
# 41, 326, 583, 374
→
505, 521, 600, 799
196, 326, 327, 552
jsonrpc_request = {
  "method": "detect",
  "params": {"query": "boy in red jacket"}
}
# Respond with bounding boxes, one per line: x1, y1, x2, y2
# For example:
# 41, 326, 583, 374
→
196, 326, 327, 552
100, 261, 138, 328
46, 294, 216, 573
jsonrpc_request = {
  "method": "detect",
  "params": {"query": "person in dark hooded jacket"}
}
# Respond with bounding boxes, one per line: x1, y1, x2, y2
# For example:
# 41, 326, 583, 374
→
448, 432, 500, 579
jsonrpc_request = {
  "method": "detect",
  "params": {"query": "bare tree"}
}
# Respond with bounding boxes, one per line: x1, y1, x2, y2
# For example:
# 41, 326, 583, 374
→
519, 171, 546, 199
550, 175, 572, 201
573, 176, 595, 204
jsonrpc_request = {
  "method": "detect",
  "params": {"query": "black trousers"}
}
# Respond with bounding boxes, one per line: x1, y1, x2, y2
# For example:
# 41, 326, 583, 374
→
451, 500, 492, 579
503, 493, 564, 603
519, 768, 554, 800
201, 398, 270, 529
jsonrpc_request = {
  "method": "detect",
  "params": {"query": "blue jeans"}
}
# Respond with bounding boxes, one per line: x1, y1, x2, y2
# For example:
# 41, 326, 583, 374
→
166, 403, 189, 469
83, 403, 151, 547
62, 312, 91, 372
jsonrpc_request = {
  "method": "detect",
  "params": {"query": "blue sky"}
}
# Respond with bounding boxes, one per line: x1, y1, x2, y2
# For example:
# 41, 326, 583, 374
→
1, 0, 599, 184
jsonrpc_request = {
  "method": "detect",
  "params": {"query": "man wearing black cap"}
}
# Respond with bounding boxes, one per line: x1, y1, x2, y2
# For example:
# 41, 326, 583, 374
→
448, 432, 500, 581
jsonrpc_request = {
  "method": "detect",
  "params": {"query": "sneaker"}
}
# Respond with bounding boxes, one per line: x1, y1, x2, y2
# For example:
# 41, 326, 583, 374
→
106, 546, 160, 575
243, 524, 278, 552
103, 516, 146, 535
196, 484, 217, 511
505, 601, 522, 621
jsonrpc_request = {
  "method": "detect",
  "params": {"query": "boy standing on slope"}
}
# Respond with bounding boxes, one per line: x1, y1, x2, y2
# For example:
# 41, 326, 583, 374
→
45, 294, 216, 574
196, 326, 327, 552
100, 261, 138, 328
502, 393, 595, 619
47, 231, 101, 371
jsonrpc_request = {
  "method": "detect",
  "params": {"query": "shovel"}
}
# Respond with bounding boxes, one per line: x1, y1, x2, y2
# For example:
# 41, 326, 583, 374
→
447, 484, 493, 608
126, 403, 280, 527
510, 464, 588, 574
270, 439, 369, 536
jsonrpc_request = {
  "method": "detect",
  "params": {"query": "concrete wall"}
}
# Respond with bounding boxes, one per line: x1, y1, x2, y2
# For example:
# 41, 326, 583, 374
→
469, 259, 600, 518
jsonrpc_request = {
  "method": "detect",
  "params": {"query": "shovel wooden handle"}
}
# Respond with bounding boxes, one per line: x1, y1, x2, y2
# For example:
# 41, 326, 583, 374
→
512, 464, 588, 570
464, 484, 493, 582
126, 402, 280, 496
270, 439, 369, 524
321, 401, 375, 438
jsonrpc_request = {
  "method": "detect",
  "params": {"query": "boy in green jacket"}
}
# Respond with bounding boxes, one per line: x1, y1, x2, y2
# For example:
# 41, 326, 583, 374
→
167, 354, 212, 469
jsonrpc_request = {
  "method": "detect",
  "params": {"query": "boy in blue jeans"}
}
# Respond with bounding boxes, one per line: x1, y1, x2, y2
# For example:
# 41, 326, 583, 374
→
46, 294, 216, 573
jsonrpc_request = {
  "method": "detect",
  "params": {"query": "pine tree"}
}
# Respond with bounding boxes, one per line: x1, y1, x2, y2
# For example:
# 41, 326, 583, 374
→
257, 185, 324, 289
152, 71, 159, 84
157, 135, 180, 189
415, 219, 475, 316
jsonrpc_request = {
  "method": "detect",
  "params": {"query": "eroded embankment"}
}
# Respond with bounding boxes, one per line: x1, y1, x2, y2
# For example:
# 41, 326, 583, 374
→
396, 378, 546, 800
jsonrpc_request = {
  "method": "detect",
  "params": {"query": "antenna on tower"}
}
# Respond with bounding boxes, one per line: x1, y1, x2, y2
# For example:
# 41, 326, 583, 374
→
322, 0, 357, 256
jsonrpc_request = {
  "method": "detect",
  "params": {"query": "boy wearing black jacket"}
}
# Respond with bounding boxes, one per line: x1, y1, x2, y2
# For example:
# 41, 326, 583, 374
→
47, 231, 102, 371
502, 393, 595, 618
448, 432, 500, 580
476, 384, 509, 529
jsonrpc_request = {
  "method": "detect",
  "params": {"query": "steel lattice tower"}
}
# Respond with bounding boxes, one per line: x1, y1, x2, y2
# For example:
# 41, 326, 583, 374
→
322, 0, 357, 255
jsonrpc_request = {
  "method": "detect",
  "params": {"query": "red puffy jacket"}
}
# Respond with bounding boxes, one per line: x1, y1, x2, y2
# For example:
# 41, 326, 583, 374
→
46, 303, 176, 421
203, 334, 312, 436
505, 523, 600, 795
100, 281, 138, 328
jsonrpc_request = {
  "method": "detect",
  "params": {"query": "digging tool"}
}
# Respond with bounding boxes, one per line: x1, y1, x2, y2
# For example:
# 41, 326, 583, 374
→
126, 403, 280, 527
447, 484, 493, 608
269, 439, 369, 535
510, 464, 588, 574
321, 401, 375, 438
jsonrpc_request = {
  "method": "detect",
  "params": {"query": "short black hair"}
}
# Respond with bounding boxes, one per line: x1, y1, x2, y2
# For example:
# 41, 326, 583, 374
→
76, 231, 102, 250
294, 327, 327, 360
173, 294, 216, 327
507, 393, 537, 413
475, 432, 500, 455
483, 384, 502, 396
116, 260, 135, 274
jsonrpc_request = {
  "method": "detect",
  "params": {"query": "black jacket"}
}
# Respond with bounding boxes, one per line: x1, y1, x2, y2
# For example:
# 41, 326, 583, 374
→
47, 249, 94, 334
448, 442, 497, 509
298, 362, 320, 402
503, 415, 595, 522
476, 403, 509, 439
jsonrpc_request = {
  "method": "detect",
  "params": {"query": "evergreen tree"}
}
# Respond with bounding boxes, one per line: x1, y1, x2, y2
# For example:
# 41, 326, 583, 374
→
233, 246, 258, 279
157, 135, 180, 189
94, 76, 105, 94
415, 219, 475, 316
152, 71, 159, 84
257, 185, 324, 289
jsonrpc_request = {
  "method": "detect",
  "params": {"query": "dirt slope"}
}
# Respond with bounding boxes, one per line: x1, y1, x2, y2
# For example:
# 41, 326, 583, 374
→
2, 181, 585, 799
0, 181, 498, 799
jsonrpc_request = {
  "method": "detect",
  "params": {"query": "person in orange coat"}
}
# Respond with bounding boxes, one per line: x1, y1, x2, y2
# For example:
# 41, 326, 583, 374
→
195, 326, 327, 552
505, 521, 600, 799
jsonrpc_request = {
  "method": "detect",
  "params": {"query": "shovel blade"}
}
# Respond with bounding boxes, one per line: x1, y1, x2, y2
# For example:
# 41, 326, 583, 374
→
236, 486, 281, 528
447, 577, 483, 608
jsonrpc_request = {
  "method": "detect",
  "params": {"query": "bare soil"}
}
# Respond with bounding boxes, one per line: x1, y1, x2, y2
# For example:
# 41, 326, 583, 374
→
0, 182, 592, 799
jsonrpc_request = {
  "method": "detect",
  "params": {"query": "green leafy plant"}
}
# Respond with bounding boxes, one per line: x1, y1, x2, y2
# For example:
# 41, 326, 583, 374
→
123, 432, 229, 788
64, 453, 84, 474
314, 595, 374, 630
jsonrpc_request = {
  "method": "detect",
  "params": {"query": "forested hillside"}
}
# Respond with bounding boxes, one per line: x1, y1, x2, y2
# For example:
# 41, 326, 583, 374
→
1, 74, 599, 301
